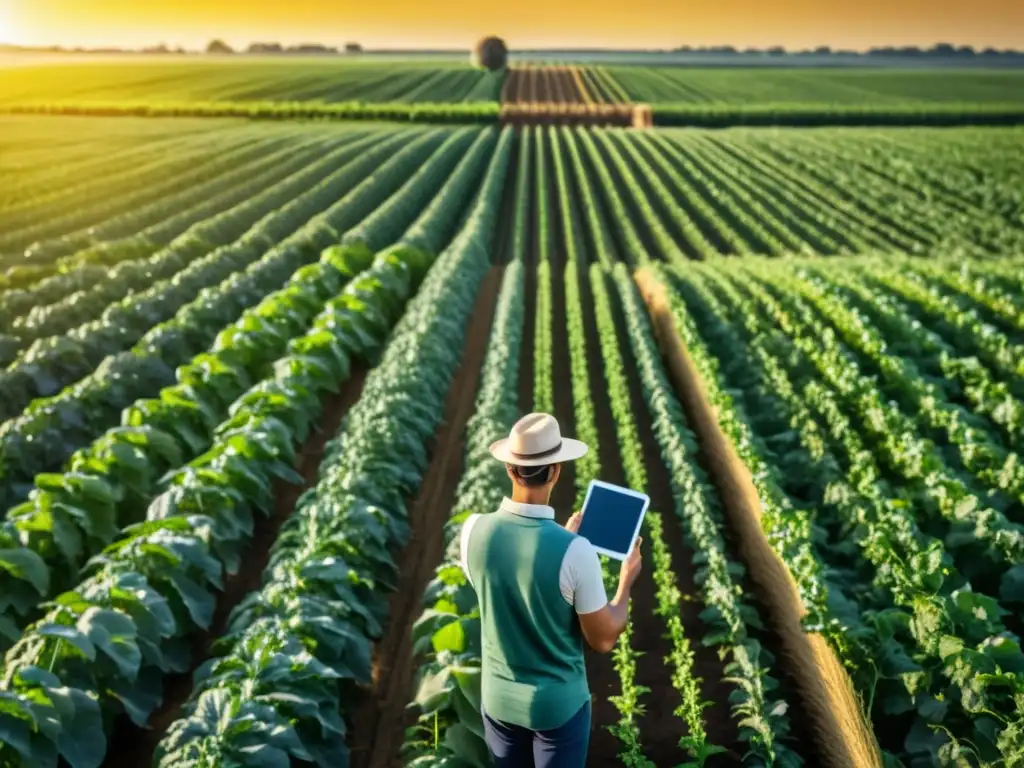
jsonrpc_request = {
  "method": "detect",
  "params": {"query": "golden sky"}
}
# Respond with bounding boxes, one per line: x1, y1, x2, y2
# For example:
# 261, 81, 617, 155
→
3, 0, 1023, 50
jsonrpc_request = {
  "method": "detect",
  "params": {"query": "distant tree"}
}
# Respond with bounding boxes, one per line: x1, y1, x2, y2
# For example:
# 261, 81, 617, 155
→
286, 43, 338, 54
813, 45, 832, 55
474, 36, 508, 70
872, 46, 923, 57
345, 42, 363, 53
248, 42, 283, 54
766, 45, 786, 56
206, 39, 234, 54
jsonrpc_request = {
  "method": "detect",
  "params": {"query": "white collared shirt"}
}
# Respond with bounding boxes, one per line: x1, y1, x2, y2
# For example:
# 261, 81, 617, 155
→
459, 497, 609, 615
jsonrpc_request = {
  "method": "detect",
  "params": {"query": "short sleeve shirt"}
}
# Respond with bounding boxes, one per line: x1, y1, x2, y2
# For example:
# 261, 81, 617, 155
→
459, 497, 608, 615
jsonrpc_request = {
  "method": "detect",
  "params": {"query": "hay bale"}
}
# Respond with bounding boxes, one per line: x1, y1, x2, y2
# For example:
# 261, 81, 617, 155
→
474, 36, 508, 71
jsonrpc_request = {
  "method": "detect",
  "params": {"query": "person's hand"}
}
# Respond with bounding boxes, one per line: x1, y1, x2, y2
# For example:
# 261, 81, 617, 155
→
618, 537, 643, 590
565, 510, 583, 533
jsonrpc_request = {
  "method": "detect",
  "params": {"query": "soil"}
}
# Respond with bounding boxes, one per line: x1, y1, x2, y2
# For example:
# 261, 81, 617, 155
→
499, 67, 641, 127
103, 367, 369, 768
632, 268, 884, 768
348, 266, 504, 768
500, 103, 639, 128
500, 68, 518, 103
504, 68, 586, 106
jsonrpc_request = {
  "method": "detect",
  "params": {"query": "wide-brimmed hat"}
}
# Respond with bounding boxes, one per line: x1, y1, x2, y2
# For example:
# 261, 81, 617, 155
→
489, 413, 589, 467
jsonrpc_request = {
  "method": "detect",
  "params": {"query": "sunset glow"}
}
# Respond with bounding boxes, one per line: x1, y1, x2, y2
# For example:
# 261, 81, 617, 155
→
3, 0, 1023, 51
0, 4, 17, 44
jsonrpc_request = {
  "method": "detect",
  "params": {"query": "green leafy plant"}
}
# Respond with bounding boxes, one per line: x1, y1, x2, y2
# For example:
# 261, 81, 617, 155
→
0, 129, 455, 643
660, 257, 1024, 766
617, 265, 800, 766
157, 129, 513, 768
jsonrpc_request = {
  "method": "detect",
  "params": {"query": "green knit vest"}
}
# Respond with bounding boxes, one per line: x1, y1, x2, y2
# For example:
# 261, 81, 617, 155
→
466, 509, 589, 730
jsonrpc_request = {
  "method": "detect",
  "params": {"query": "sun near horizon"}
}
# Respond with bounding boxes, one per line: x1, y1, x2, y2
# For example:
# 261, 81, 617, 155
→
2, 0, 1023, 51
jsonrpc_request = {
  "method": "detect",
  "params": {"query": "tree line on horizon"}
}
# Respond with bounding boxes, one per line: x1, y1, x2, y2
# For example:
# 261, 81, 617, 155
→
1, 39, 1022, 59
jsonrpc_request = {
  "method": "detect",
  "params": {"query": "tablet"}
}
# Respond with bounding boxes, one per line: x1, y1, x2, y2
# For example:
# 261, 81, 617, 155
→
575, 479, 649, 561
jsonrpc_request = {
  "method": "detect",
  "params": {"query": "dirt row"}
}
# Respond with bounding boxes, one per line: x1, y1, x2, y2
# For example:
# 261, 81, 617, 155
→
502, 66, 590, 105
500, 67, 651, 127
499, 66, 651, 128
500, 102, 644, 128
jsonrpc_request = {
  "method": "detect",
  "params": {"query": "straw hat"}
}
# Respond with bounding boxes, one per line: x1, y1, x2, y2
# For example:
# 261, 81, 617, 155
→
489, 413, 589, 467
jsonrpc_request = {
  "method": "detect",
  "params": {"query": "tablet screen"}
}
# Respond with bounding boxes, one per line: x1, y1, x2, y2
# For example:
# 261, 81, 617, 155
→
576, 483, 647, 558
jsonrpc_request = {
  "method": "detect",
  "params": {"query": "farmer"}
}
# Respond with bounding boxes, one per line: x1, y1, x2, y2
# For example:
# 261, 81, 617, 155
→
459, 412, 643, 767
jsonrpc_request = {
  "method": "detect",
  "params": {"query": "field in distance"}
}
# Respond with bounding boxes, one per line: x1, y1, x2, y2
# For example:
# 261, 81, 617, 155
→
2, 118, 1024, 767
2, 57, 1023, 126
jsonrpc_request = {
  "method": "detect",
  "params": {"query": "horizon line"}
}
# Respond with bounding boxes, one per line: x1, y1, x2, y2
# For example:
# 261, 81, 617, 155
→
3, 41, 1023, 55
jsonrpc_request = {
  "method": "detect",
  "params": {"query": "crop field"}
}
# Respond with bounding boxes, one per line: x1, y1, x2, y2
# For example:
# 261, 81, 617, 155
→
608, 67, 1024, 105
3, 59, 1024, 126
0, 59, 504, 104
0, 65, 1023, 768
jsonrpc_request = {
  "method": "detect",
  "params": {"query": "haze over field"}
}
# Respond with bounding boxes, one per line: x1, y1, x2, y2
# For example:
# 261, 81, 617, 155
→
2, 0, 1023, 51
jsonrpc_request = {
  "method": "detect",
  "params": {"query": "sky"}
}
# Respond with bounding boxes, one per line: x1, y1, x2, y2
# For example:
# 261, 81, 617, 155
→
2, 0, 1023, 51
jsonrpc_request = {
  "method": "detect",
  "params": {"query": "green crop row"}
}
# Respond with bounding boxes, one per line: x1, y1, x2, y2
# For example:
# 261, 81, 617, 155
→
0, 127, 492, 639
590, 264, 726, 764
3, 99, 501, 124
0, 126, 510, 768
152, 127, 512, 768
657, 256, 1024, 766
16, 97, 1024, 128
0, 134, 301, 261
0, 245, 399, 768
548, 128, 1024, 262
0, 61, 503, 106
0, 131, 386, 365
0, 130, 425, 511
606, 68, 1024, 109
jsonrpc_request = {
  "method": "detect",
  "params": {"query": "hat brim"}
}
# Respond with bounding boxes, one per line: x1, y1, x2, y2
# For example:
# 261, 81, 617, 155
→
488, 437, 589, 467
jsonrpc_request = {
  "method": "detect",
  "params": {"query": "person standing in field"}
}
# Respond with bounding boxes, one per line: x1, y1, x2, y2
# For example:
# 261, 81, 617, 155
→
459, 412, 644, 767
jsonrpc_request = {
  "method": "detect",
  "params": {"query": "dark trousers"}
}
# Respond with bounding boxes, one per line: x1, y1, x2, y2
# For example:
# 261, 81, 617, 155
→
482, 700, 591, 768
